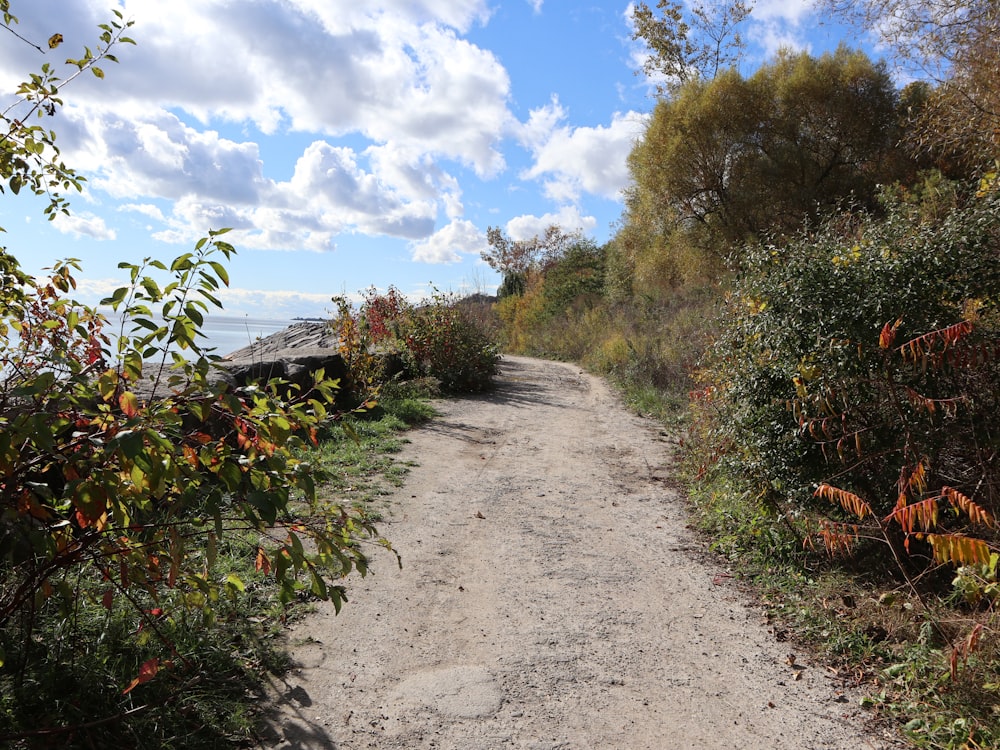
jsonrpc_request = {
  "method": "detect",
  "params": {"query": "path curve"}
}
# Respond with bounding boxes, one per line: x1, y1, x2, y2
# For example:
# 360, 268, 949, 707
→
262, 356, 898, 749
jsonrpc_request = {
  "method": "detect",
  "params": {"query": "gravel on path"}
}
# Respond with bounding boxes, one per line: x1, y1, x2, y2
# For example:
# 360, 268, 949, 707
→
261, 356, 900, 750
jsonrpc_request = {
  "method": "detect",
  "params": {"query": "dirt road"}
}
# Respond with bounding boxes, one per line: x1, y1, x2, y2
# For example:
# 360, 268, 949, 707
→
262, 356, 898, 749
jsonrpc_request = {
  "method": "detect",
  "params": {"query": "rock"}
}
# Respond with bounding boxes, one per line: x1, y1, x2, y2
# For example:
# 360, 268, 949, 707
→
223, 321, 339, 361
223, 347, 349, 393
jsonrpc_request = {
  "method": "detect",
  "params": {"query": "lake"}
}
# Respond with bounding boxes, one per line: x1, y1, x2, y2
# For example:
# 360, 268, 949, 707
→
101, 314, 303, 358
199, 315, 301, 356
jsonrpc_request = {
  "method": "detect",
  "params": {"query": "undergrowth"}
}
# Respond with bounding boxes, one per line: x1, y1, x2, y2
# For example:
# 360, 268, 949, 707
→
687, 452, 1000, 749
0, 395, 431, 749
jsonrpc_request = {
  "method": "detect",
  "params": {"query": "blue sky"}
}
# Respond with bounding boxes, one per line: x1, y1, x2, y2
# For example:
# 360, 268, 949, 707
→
0, 0, 868, 321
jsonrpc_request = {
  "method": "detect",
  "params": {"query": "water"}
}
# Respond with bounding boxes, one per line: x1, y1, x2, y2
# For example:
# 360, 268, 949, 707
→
102, 314, 301, 358
199, 315, 301, 356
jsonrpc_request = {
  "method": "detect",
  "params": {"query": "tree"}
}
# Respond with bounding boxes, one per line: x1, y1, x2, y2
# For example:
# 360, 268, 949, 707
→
821, 0, 1000, 171
625, 46, 903, 248
631, 0, 752, 94
482, 225, 583, 297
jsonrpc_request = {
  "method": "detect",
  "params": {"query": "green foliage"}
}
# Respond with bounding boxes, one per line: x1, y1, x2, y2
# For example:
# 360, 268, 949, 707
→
698, 179, 1000, 571
498, 270, 527, 299
0, 394, 423, 748
618, 46, 908, 303
0, 10, 393, 739
630, 46, 902, 248
537, 240, 606, 317
496, 230, 715, 422
0, 9, 134, 229
0, 235, 388, 685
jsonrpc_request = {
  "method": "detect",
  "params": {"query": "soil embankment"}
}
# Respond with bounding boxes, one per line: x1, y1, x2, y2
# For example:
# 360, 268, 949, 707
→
262, 356, 899, 749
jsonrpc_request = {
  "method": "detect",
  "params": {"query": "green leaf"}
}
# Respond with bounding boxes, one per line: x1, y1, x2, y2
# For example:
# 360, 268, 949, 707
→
218, 461, 242, 492
310, 570, 328, 599
208, 261, 230, 285
115, 430, 145, 459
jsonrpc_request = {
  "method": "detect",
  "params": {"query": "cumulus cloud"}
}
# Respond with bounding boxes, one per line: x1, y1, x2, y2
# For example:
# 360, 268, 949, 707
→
52, 212, 117, 240
410, 219, 487, 264
517, 97, 648, 203
3, 0, 643, 272
66, 108, 267, 205
62, 106, 442, 250
751, 0, 815, 24
0, 1, 521, 254
506, 207, 598, 241
119, 203, 167, 222
23, 0, 510, 176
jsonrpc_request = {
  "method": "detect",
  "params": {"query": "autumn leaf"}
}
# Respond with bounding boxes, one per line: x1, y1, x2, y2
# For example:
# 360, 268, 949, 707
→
122, 657, 159, 694
48, 33, 63, 49
879, 318, 901, 349
255, 547, 271, 575
119, 390, 140, 418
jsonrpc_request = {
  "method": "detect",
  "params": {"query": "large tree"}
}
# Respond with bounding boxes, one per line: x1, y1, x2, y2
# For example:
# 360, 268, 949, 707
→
626, 46, 903, 247
821, 0, 1000, 170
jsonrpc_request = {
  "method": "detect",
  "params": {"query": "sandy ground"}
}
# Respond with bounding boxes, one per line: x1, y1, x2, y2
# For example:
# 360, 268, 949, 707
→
260, 356, 901, 750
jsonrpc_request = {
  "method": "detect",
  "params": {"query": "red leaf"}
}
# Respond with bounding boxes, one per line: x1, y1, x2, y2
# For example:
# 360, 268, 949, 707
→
255, 547, 271, 575
122, 658, 159, 694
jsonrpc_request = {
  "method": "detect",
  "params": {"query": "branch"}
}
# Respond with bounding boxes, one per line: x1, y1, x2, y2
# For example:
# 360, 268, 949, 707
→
1, 20, 43, 54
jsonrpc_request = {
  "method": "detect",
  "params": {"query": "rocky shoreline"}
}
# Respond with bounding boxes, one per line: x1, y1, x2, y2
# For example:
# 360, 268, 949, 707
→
222, 320, 338, 361
131, 320, 348, 401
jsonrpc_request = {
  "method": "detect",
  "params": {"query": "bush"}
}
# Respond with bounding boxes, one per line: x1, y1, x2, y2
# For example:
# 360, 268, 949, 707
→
698, 178, 1000, 572
335, 287, 500, 394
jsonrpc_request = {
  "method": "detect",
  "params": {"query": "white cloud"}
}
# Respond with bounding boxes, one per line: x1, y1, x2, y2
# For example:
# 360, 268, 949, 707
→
751, 0, 814, 24
506, 207, 598, 241
410, 219, 486, 264
119, 203, 167, 222
517, 97, 648, 203
751, 22, 812, 57
64, 108, 442, 249
213, 286, 340, 319
2, 0, 641, 268
66, 108, 267, 205
52, 212, 117, 240
0, 1, 518, 254
35, 0, 513, 176
283, 141, 437, 239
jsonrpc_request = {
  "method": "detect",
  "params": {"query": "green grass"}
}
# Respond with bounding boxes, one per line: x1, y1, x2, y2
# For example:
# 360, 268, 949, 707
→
0, 394, 434, 750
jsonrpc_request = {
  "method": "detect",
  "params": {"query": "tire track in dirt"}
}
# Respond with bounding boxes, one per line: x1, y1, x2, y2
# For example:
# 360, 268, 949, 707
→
261, 356, 899, 750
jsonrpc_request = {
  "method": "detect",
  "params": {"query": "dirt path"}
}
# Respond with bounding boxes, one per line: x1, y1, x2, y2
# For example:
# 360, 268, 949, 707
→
261, 356, 898, 749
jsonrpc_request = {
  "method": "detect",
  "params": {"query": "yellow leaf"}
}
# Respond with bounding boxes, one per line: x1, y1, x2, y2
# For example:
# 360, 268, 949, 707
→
48, 33, 63, 49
